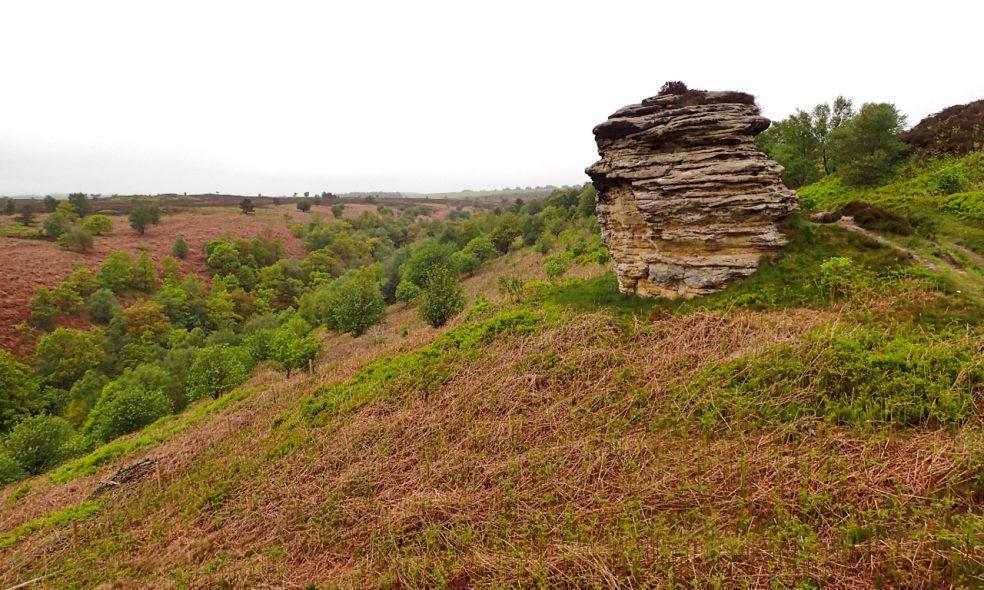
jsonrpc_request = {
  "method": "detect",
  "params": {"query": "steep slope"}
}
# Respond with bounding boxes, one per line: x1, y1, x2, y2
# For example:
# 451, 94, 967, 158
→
2, 227, 983, 588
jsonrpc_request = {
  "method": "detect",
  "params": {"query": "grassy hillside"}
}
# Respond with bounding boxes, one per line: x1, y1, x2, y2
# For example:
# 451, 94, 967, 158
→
799, 152, 984, 252
2, 172, 984, 587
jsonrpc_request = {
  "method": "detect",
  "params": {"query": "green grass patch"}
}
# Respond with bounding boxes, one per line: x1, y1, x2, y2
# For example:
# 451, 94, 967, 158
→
49, 387, 259, 484
798, 153, 984, 255
550, 217, 920, 311
674, 323, 984, 430
0, 501, 102, 549
302, 308, 553, 423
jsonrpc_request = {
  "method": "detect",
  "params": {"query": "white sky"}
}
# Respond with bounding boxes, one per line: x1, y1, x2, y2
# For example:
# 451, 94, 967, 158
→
1, 0, 981, 196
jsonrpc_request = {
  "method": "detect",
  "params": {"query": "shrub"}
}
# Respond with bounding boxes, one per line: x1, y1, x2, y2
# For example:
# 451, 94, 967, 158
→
462, 236, 497, 262
121, 300, 172, 338
449, 250, 481, 276
2, 415, 79, 475
172, 236, 189, 259
420, 265, 465, 328
128, 204, 161, 234
0, 451, 26, 486
67, 192, 91, 217
206, 241, 240, 276
92, 386, 171, 442
0, 351, 43, 433
29, 287, 60, 330
186, 345, 252, 401
296, 199, 312, 212
160, 255, 182, 280
132, 250, 159, 291
395, 279, 422, 304
239, 198, 255, 214
319, 269, 386, 336
87, 288, 120, 323
15, 206, 35, 226
331, 204, 345, 218
817, 256, 859, 300
42, 213, 71, 239
81, 214, 113, 235
544, 254, 570, 279
58, 228, 94, 253
35, 328, 107, 389
490, 215, 522, 253
269, 329, 320, 377
97, 251, 134, 292
63, 266, 98, 296
55, 200, 80, 221
401, 240, 456, 287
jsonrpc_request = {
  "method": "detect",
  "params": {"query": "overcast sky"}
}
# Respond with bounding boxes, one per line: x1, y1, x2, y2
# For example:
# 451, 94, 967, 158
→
1, 0, 981, 196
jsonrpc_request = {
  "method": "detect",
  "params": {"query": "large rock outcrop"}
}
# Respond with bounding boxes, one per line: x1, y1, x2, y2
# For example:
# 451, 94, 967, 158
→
586, 83, 798, 298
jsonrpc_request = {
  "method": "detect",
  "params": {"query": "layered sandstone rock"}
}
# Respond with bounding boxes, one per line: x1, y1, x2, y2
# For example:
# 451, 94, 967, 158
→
586, 84, 798, 298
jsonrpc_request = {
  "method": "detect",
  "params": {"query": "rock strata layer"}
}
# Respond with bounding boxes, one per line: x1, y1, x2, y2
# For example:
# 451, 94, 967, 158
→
586, 85, 798, 298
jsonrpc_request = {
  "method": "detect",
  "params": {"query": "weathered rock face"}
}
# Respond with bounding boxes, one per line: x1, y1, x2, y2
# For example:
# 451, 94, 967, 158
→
586, 85, 798, 298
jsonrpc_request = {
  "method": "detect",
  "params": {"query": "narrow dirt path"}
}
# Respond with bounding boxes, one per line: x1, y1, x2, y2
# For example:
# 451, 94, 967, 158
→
948, 241, 984, 270
835, 217, 941, 272
833, 217, 984, 301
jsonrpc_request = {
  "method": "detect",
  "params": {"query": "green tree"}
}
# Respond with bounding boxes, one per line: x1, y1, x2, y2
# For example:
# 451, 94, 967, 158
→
756, 96, 855, 188
0, 351, 43, 433
449, 249, 481, 276
58, 228, 94, 253
172, 235, 189, 259
206, 290, 242, 331
67, 192, 91, 217
419, 265, 464, 328
2, 197, 14, 215
55, 200, 80, 221
87, 385, 171, 442
16, 206, 35, 226
394, 279, 422, 304
132, 250, 159, 291
185, 345, 252, 401
121, 300, 172, 338
0, 451, 26, 486
269, 328, 320, 377
306, 269, 385, 336
97, 251, 134, 292
296, 199, 312, 212
576, 185, 598, 218
42, 195, 57, 212
239, 198, 255, 214
489, 213, 522, 253
29, 286, 61, 330
829, 102, 909, 187
128, 204, 161, 234
400, 240, 456, 287
88, 288, 120, 323
35, 328, 107, 389
811, 96, 856, 175
3, 414, 80, 475
63, 266, 99, 296
331, 204, 345, 218
42, 213, 71, 239
462, 236, 497, 262
206, 241, 240, 276
65, 370, 110, 428
81, 214, 113, 235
